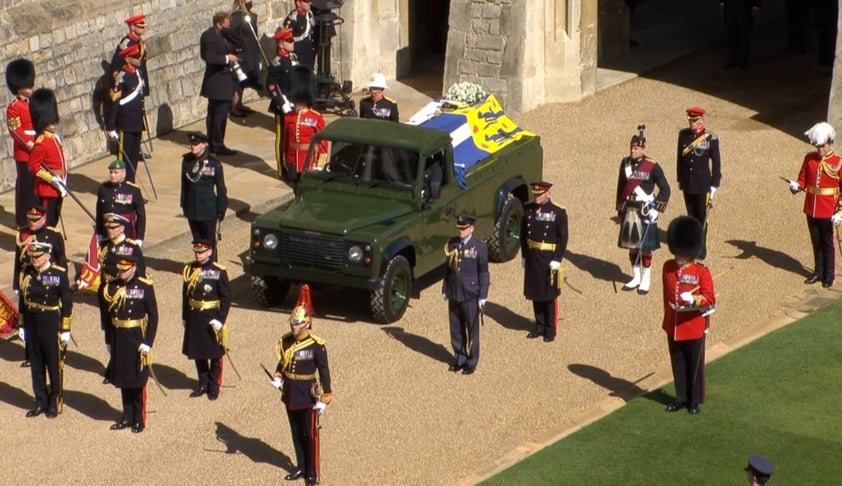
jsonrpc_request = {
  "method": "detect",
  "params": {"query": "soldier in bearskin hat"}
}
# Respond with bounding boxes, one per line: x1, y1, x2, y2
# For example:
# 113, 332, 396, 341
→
28, 88, 66, 227
270, 285, 332, 486
615, 126, 670, 295
661, 216, 715, 415
282, 65, 327, 185
5, 58, 38, 227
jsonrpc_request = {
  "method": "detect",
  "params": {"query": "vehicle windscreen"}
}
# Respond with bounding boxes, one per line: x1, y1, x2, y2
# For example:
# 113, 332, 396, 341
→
311, 141, 420, 188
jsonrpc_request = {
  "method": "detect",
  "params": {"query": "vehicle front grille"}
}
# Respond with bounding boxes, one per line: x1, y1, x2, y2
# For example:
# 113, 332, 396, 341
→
280, 230, 345, 270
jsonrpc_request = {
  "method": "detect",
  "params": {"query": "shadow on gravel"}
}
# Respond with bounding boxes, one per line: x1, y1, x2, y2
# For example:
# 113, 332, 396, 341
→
568, 364, 650, 403
65, 349, 107, 376
214, 421, 294, 470
63, 389, 120, 421
725, 239, 811, 277
153, 363, 197, 391
565, 250, 627, 283
0, 339, 25, 363
481, 301, 532, 332
0, 381, 34, 410
382, 326, 452, 364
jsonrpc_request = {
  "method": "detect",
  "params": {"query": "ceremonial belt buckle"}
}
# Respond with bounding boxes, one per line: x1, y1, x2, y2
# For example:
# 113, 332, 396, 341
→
112, 318, 144, 329
189, 298, 220, 311
806, 186, 839, 196
284, 371, 317, 381
25, 302, 60, 312
527, 240, 556, 252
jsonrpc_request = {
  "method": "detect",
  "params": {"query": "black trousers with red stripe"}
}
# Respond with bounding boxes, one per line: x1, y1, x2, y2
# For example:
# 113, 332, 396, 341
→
667, 336, 706, 405
532, 299, 558, 339
120, 386, 146, 425
195, 358, 223, 394
287, 408, 319, 479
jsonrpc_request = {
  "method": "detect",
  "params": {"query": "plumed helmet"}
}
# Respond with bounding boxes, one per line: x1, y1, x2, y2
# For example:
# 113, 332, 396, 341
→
667, 216, 704, 259
290, 284, 314, 329
5, 58, 35, 95
29, 88, 59, 133
805, 122, 836, 146
289, 65, 315, 106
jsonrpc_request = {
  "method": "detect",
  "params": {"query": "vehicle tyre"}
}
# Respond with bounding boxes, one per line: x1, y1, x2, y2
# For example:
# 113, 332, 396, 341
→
370, 255, 412, 323
489, 195, 523, 262
250, 275, 290, 307
345, 108, 358, 118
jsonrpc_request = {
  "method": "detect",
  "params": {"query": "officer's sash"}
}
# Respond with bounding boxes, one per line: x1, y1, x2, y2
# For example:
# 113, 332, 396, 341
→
681, 133, 709, 156
618, 159, 655, 206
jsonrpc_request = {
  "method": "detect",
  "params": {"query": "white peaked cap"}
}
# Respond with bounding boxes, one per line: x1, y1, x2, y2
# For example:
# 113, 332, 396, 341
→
805, 122, 836, 145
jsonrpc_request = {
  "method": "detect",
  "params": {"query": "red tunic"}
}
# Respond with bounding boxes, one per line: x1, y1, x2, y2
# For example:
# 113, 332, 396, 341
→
796, 151, 842, 218
28, 131, 67, 200
661, 259, 715, 341
283, 108, 327, 175
6, 96, 35, 161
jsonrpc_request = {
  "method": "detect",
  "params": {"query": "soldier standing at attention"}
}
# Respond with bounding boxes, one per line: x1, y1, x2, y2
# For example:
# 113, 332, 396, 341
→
270, 287, 332, 486
442, 214, 489, 374
109, 15, 149, 98
788, 122, 842, 288
182, 240, 231, 401
200, 11, 239, 156
17, 241, 73, 419
95, 159, 146, 244
676, 107, 721, 260
282, 66, 327, 184
283, 0, 316, 70
28, 88, 67, 228
521, 182, 568, 342
5, 58, 38, 228
616, 127, 670, 295
180, 132, 228, 259
267, 28, 296, 179
103, 254, 158, 433
106, 45, 146, 183
359, 73, 399, 122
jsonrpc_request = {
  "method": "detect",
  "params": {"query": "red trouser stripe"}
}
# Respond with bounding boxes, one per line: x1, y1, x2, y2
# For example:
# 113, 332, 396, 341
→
141, 386, 147, 424
312, 409, 320, 477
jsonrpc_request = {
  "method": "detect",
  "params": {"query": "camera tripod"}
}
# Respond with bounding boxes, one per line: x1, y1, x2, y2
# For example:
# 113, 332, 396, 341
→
312, 8, 356, 117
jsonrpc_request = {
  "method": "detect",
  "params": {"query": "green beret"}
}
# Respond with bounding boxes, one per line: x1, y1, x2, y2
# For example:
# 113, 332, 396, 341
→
108, 159, 127, 170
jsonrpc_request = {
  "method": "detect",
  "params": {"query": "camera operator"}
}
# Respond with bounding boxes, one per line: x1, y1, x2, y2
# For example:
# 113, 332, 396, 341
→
283, 0, 316, 70
199, 11, 240, 156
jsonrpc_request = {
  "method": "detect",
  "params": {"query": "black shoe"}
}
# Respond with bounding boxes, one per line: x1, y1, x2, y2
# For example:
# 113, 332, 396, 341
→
26, 406, 46, 417
189, 388, 207, 398
229, 110, 247, 118
306, 476, 319, 486
284, 470, 304, 481
207, 390, 219, 401
621, 283, 638, 291
20, 360, 31, 368
543, 336, 555, 343
216, 146, 237, 156
823, 280, 834, 288
110, 419, 131, 430
688, 403, 701, 415
102, 377, 110, 385
45, 405, 58, 418
461, 367, 475, 375
447, 363, 463, 372
805, 274, 821, 284
131, 422, 145, 433
526, 331, 541, 339
637, 288, 649, 295
665, 401, 686, 412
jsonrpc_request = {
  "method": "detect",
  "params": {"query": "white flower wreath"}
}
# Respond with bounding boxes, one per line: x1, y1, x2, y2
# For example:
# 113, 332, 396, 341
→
445, 82, 487, 106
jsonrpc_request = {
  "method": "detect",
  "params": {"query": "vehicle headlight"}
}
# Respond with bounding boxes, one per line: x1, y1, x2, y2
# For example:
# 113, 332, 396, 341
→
348, 245, 363, 263
263, 233, 279, 250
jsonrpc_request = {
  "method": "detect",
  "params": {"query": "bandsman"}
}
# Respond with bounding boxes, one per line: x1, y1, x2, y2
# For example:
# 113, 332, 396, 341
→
282, 66, 327, 184
442, 214, 489, 373
109, 14, 149, 97
5, 58, 38, 227
283, 0, 316, 70
103, 254, 158, 433
267, 28, 296, 179
182, 240, 231, 400
106, 45, 147, 183
676, 107, 721, 260
17, 241, 72, 418
95, 159, 146, 243
28, 88, 66, 228
359, 73, 399, 122
521, 182, 568, 342
616, 127, 670, 294
180, 132, 228, 259
270, 286, 332, 486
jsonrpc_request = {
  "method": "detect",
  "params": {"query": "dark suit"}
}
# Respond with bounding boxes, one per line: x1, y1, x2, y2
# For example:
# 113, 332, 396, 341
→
721, 0, 761, 68
200, 26, 236, 153
442, 235, 489, 371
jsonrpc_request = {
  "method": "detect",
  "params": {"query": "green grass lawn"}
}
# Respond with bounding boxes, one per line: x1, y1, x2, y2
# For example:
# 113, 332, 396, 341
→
482, 302, 842, 485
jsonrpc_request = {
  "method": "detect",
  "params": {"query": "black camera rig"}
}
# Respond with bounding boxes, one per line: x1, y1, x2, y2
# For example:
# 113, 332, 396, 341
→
312, 0, 356, 116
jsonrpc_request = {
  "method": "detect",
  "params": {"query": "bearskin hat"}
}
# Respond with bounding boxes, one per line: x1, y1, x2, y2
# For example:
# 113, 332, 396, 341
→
667, 216, 704, 259
29, 88, 59, 133
289, 65, 315, 107
5, 58, 35, 95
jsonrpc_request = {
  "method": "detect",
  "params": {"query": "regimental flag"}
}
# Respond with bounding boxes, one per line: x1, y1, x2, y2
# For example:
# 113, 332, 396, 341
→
76, 231, 101, 294
0, 289, 19, 340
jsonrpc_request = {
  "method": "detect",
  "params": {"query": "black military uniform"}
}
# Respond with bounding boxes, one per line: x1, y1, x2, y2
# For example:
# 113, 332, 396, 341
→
274, 301, 332, 486
13, 206, 67, 295
180, 132, 228, 259
676, 107, 721, 260
442, 214, 490, 373
521, 182, 568, 342
359, 96, 399, 122
96, 159, 146, 241
182, 239, 231, 400
109, 15, 149, 98
267, 28, 296, 179
283, 6, 316, 70
98, 213, 145, 347
107, 45, 146, 183
18, 241, 72, 418
103, 254, 158, 433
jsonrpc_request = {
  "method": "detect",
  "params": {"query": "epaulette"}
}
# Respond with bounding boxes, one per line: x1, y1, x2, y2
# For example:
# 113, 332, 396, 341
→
384, 96, 397, 104
125, 237, 138, 245
280, 331, 294, 341
35, 134, 45, 143
126, 180, 141, 190
138, 276, 154, 285
212, 262, 227, 271
707, 131, 718, 140
52, 264, 66, 272
309, 334, 326, 345
47, 226, 62, 234
182, 152, 192, 158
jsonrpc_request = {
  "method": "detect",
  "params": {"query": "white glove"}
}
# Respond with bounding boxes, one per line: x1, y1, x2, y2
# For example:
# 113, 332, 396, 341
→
18, 328, 25, 341
680, 291, 695, 305
442, 293, 447, 301
521, 257, 526, 268
209, 319, 224, 332
789, 181, 800, 194
271, 377, 283, 389
479, 299, 487, 309
709, 186, 717, 200
832, 214, 842, 227
138, 343, 151, 355
647, 208, 659, 223
135, 239, 143, 248
281, 95, 293, 114
107, 130, 119, 140
51, 177, 68, 197
60, 332, 71, 346
549, 260, 561, 271
313, 401, 327, 415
